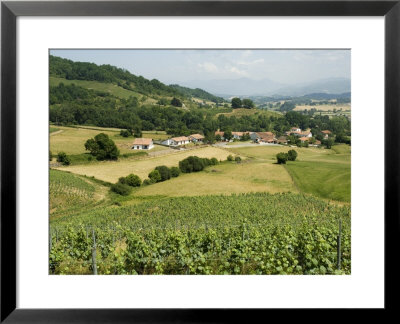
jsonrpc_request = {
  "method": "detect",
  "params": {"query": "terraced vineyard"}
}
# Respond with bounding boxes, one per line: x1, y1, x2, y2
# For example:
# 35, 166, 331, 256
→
49, 193, 351, 275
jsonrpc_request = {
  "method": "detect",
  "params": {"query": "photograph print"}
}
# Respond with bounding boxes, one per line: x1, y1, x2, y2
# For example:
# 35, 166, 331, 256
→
49, 49, 351, 275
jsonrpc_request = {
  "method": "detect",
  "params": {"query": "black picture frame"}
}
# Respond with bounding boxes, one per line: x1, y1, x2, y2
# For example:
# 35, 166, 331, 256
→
1, 0, 399, 322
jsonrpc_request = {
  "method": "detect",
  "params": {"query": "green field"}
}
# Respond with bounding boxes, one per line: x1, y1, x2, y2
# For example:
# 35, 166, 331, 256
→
50, 125, 170, 155
50, 76, 141, 100
227, 144, 351, 202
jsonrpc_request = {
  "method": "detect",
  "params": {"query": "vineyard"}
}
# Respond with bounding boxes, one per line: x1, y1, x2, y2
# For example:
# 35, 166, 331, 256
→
49, 193, 351, 275
50, 170, 108, 218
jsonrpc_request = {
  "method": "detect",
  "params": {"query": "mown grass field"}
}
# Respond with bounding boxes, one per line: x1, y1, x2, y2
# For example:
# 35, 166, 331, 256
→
227, 144, 350, 202
50, 125, 170, 155
135, 159, 296, 197
216, 108, 281, 118
55, 146, 232, 183
294, 104, 351, 112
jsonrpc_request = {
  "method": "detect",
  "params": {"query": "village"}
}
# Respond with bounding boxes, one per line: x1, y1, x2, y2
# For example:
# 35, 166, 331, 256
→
131, 127, 333, 150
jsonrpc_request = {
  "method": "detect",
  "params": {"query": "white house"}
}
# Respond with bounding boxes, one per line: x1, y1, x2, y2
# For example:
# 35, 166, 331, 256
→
163, 136, 190, 146
132, 138, 154, 150
189, 134, 205, 143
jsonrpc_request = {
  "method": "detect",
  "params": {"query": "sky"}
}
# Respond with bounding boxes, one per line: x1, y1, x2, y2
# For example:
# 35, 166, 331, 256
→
50, 49, 350, 86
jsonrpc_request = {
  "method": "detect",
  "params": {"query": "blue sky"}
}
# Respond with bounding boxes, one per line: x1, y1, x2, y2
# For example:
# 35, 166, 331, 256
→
50, 49, 350, 85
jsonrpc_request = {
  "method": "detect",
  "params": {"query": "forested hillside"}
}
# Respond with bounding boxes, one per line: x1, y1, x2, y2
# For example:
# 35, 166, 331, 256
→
169, 84, 225, 104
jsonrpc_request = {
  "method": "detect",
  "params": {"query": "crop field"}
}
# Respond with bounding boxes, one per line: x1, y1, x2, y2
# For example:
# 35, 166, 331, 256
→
50, 169, 100, 217
294, 104, 351, 112
55, 146, 232, 183
50, 126, 170, 155
227, 144, 351, 202
49, 192, 351, 275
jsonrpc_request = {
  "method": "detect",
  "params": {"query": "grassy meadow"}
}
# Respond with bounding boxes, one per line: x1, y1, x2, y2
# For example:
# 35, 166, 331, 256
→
55, 145, 232, 183
293, 104, 351, 112
50, 125, 170, 155
50, 76, 141, 100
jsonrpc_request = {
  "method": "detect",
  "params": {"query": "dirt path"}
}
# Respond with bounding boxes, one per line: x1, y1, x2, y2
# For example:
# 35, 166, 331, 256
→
50, 130, 64, 136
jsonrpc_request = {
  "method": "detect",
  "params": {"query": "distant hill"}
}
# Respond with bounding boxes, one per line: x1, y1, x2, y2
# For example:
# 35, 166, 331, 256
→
301, 92, 351, 100
182, 77, 284, 97
183, 77, 350, 97
169, 84, 225, 103
273, 78, 351, 97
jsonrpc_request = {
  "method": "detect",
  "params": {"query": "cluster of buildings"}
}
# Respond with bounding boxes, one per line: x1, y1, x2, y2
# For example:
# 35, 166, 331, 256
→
132, 128, 333, 150
216, 127, 332, 146
132, 133, 205, 150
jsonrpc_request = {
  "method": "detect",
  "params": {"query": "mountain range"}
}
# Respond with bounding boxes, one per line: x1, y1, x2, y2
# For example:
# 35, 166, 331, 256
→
181, 77, 351, 97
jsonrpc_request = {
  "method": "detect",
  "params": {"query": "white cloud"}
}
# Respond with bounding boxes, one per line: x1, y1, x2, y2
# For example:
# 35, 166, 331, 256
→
228, 66, 248, 77
198, 62, 218, 73
237, 58, 265, 66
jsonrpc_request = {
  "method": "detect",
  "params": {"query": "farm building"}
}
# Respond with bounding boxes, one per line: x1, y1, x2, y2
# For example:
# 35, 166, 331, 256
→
277, 136, 288, 144
189, 134, 205, 143
299, 137, 310, 143
231, 131, 248, 140
132, 138, 154, 150
161, 138, 174, 146
250, 132, 277, 143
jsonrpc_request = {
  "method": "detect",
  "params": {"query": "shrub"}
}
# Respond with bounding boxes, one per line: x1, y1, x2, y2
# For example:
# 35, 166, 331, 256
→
179, 156, 206, 173
142, 179, 152, 186
276, 152, 288, 164
210, 158, 219, 165
57, 152, 67, 163
57, 152, 70, 165
287, 150, 298, 161
120, 129, 131, 137
155, 166, 171, 182
170, 167, 181, 177
62, 156, 71, 166
235, 156, 241, 163
124, 174, 142, 187
227, 155, 234, 161
111, 183, 132, 196
148, 170, 161, 183
201, 158, 212, 167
